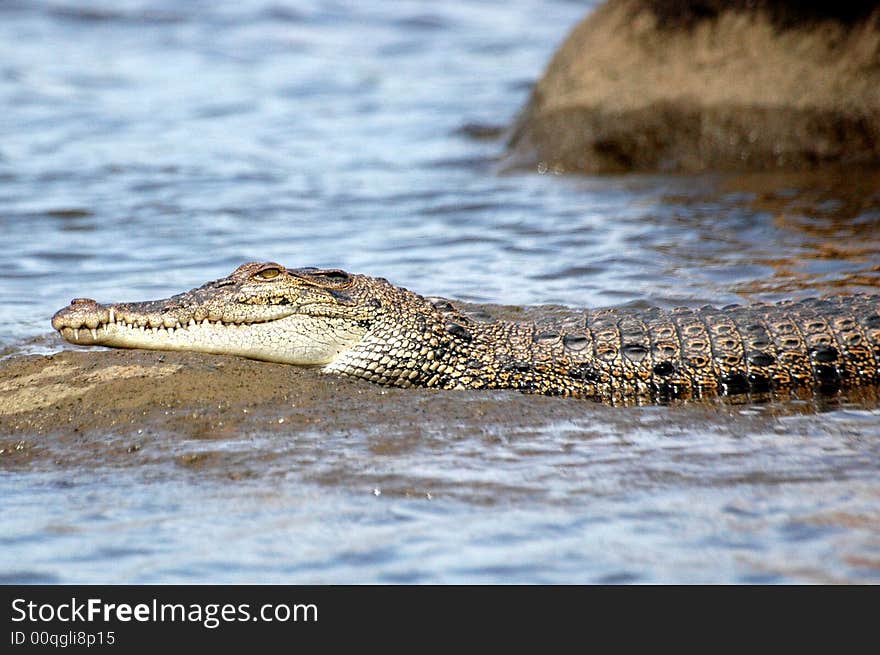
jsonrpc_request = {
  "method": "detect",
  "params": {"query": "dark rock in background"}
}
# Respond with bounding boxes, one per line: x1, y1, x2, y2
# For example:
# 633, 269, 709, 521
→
507, 0, 880, 173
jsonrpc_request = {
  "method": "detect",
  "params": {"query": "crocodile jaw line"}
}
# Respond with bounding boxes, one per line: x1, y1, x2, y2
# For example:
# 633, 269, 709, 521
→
56, 313, 365, 366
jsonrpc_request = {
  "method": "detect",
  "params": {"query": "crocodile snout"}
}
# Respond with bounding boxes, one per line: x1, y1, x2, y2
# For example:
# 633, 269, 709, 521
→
52, 298, 107, 331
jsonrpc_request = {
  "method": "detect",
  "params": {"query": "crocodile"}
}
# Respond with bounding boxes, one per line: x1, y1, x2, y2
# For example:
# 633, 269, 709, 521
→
51, 262, 880, 403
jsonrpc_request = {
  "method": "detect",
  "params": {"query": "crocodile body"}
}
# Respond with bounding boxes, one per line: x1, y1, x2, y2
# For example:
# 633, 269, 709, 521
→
52, 262, 880, 402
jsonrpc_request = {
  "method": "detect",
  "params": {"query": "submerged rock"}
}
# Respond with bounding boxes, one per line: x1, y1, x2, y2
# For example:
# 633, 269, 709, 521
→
507, 0, 880, 173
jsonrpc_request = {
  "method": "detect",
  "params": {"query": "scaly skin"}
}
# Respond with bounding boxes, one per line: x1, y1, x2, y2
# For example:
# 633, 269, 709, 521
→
52, 262, 880, 402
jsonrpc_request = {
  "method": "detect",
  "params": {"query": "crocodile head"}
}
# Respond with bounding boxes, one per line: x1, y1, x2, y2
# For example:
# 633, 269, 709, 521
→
51, 262, 393, 366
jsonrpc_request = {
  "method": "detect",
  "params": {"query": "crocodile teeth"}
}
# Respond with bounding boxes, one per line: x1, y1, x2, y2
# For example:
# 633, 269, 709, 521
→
90, 328, 98, 340
108, 307, 115, 323
73, 328, 79, 341
188, 319, 196, 327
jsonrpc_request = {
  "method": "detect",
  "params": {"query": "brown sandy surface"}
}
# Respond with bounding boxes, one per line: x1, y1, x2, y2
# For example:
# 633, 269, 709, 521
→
0, 348, 595, 485
2, 339, 878, 508
507, 0, 880, 172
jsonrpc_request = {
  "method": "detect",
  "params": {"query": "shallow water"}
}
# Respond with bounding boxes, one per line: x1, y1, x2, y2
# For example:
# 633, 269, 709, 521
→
1, 0, 879, 583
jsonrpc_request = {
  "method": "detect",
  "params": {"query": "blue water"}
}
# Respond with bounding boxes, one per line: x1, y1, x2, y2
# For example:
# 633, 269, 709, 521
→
1, 0, 879, 583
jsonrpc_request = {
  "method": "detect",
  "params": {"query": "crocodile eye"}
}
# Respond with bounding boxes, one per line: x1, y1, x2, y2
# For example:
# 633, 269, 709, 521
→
311, 270, 350, 285
254, 267, 281, 280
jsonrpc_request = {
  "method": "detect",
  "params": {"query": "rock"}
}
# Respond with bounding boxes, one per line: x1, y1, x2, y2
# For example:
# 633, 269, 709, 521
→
506, 0, 880, 173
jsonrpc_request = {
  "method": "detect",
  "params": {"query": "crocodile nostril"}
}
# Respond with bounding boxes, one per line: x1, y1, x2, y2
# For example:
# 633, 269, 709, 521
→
70, 298, 96, 305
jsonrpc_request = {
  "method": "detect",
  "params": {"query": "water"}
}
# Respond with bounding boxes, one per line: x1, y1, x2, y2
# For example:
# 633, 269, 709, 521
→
1, 0, 879, 583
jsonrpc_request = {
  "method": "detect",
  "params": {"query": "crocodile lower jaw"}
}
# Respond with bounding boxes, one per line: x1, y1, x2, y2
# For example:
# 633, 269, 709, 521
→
57, 314, 362, 366
60, 317, 244, 344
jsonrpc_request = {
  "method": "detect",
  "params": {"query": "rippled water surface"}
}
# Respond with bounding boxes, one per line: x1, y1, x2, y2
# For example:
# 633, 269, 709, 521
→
2, 0, 880, 583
